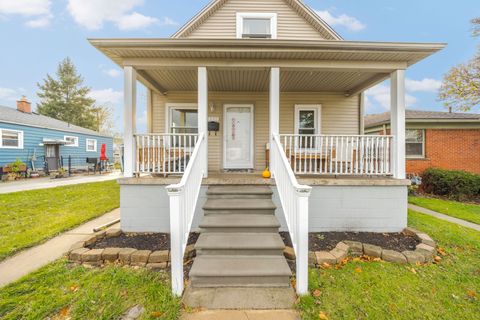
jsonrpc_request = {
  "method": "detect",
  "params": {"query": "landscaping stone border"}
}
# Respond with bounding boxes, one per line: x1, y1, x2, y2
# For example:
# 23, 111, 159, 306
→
283, 227, 437, 266
67, 229, 196, 269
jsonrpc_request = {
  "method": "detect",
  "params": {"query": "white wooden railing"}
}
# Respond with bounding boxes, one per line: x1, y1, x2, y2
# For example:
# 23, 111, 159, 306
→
279, 134, 393, 176
135, 133, 199, 175
165, 132, 206, 296
271, 134, 311, 295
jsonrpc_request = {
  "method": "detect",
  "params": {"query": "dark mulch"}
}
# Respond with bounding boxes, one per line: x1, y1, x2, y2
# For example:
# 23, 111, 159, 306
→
281, 231, 419, 252
89, 232, 199, 251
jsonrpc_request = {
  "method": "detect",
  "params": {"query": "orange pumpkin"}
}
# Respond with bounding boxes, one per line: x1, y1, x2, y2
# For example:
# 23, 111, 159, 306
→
262, 167, 271, 178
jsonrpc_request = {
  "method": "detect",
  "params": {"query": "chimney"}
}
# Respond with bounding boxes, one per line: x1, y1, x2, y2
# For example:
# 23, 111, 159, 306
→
17, 96, 32, 113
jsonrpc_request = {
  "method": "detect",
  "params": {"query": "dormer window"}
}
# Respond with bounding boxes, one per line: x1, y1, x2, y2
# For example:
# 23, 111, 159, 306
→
236, 13, 277, 39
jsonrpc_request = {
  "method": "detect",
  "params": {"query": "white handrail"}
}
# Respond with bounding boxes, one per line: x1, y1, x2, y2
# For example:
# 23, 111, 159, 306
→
166, 132, 206, 296
279, 134, 393, 176
271, 134, 311, 295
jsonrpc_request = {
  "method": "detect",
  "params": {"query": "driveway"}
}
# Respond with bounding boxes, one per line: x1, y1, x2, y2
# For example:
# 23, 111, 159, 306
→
0, 171, 122, 194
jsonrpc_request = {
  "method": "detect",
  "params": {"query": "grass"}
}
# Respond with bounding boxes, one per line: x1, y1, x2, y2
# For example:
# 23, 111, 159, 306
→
0, 260, 181, 319
409, 195, 480, 225
0, 180, 119, 261
298, 210, 480, 319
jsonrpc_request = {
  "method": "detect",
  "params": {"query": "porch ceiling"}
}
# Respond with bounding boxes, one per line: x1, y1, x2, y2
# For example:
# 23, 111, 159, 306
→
89, 38, 445, 95
143, 67, 380, 93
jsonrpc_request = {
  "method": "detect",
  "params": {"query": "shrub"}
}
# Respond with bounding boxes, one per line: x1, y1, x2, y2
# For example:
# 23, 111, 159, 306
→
421, 167, 480, 201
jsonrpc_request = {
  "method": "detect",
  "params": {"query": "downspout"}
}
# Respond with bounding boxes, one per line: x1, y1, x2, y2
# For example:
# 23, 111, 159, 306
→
359, 92, 365, 134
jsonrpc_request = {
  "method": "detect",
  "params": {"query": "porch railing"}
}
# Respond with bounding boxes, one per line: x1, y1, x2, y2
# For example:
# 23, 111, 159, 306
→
271, 134, 311, 295
134, 133, 199, 175
279, 134, 394, 175
166, 132, 206, 296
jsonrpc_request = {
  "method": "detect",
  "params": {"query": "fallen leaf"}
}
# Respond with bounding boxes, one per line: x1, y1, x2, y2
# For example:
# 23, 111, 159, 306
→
467, 290, 477, 299
120, 289, 129, 298
431, 287, 437, 294
291, 279, 297, 289
69, 284, 78, 292
320, 262, 332, 269
352, 257, 361, 262
319, 311, 329, 319
434, 256, 442, 262
354, 267, 362, 273
407, 267, 417, 274
150, 311, 163, 318
372, 257, 382, 262
452, 294, 460, 300
312, 289, 321, 297
437, 247, 447, 256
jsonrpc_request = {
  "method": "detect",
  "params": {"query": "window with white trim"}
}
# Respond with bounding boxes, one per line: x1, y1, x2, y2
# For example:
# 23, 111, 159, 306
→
294, 105, 321, 148
406, 129, 425, 158
0, 129, 23, 149
64, 135, 79, 147
236, 13, 277, 39
86, 138, 97, 152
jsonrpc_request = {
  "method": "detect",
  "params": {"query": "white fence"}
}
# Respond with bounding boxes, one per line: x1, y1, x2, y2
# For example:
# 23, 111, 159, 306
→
166, 133, 206, 296
135, 133, 199, 175
279, 134, 393, 175
271, 134, 311, 295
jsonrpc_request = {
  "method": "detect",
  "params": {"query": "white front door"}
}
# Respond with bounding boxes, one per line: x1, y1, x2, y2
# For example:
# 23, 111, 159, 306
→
223, 104, 254, 169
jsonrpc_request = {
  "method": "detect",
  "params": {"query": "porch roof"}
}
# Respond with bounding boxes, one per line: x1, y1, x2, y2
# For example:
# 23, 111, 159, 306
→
89, 39, 445, 95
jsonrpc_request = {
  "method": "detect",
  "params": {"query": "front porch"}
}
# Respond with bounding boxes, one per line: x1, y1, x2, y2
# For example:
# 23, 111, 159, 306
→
90, 39, 443, 296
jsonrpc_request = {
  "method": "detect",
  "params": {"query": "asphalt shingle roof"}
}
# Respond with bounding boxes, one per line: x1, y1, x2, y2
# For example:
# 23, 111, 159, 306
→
365, 110, 480, 128
0, 105, 111, 137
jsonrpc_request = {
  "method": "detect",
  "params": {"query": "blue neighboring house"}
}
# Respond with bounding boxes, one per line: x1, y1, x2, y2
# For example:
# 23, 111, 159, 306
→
0, 97, 113, 171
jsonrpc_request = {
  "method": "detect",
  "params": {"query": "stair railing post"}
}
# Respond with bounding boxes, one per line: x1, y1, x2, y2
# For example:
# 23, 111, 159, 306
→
167, 186, 184, 296
295, 187, 310, 295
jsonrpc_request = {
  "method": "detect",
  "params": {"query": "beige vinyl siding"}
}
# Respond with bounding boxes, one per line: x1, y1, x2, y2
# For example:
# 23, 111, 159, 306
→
185, 0, 325, 40
151, 91, 359, 172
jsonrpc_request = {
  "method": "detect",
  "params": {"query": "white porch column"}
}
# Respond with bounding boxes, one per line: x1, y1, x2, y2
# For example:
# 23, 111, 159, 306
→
269, 67, 280, 170
390, 70, 406, 179
123, 66, 137, 177
198, 67, 208, 177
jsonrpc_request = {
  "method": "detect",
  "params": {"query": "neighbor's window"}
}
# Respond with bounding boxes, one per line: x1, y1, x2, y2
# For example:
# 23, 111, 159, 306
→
406, 129, 424, 158
86, 138, 97, 152
170, 108, 198, 134
295, 105, 321, 148
236, 13, 277, 39
64, 135, 79, 147
0, 129, 23, 149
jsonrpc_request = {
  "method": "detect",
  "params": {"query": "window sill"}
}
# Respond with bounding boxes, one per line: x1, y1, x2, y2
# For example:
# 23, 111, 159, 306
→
406, 157, 429, 161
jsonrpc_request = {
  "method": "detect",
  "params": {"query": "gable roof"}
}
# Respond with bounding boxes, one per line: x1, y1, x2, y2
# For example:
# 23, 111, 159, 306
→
172, 0, 342, 40
0, 105, 111, 137
365, 110, 480, 128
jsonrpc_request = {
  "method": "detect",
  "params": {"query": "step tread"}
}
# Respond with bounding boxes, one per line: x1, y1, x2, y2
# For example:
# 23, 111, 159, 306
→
199, 214, 280, 228
190, 255, 292, 277
196, 233, 285, 250
203, 198, 276, 210
207, 186, 273, 195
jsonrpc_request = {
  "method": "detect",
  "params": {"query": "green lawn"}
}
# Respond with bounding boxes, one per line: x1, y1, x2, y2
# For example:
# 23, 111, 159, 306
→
409, 195, 480, 225
0, 260, 181, 320
298, 210, 480, 319
0, 180, 119, 261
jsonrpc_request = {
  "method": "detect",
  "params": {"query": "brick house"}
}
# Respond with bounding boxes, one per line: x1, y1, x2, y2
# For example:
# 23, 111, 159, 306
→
365, 110, 480, 175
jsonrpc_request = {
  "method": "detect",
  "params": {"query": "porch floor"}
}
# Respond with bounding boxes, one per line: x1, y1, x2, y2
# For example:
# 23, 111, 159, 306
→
118, 172, 410, 186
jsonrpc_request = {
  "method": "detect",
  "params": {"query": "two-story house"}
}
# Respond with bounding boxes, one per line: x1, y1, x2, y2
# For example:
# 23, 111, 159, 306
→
89, 0, 444, 300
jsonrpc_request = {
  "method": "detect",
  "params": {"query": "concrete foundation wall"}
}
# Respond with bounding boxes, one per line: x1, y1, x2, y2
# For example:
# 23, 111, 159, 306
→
120, 184, 407, 233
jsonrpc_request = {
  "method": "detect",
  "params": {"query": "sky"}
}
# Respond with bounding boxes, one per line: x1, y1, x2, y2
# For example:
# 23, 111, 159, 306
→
0, 0, 478, 134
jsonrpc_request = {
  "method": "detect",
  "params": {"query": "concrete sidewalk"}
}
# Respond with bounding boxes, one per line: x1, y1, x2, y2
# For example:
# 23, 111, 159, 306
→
0, 209, 120, 287
409, 204, 480, 231
180, 310, 300, 320
0, 171, 122, 194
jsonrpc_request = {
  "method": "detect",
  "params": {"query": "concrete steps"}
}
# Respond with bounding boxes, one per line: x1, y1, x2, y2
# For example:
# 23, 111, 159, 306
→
195, 232, 285, 255
199, 214, 280, 233
188, 185, 292, 295
203, 198, 276, 215
189, 255, 292, 287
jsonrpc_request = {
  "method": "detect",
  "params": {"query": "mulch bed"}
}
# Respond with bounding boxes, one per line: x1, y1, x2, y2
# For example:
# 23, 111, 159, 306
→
88, 232, 199, 251
281, 231, 419, 252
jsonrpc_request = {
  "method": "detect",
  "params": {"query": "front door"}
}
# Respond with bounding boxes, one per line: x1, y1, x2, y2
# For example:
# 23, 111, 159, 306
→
45, 144, 59, 170
223, 104, 254, 169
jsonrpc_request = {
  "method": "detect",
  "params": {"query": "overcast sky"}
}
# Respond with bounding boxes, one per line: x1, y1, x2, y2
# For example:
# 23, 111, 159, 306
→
0, 0, 478, 133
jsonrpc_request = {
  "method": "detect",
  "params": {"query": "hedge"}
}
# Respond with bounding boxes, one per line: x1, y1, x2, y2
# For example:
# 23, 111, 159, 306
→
421, 168, 480, 201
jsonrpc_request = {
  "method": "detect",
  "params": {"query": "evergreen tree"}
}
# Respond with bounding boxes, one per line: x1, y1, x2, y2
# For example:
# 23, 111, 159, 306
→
37, 58, 109, 131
